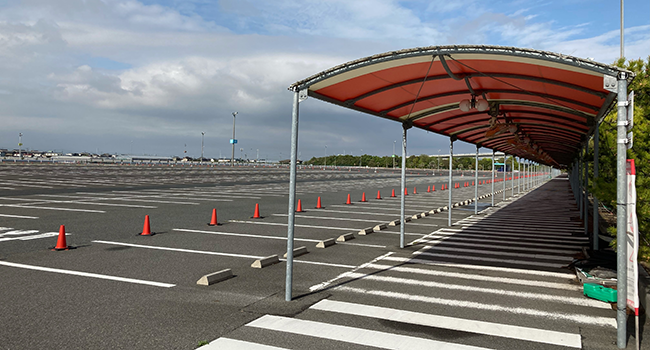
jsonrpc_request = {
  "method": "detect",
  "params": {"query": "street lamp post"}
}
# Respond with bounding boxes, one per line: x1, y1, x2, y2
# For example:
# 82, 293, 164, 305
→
360, 149, 363, 167
231, 112, 238, 166
393, 141, 396, 168
201, 132, 205, 161
324, 145, 327, 168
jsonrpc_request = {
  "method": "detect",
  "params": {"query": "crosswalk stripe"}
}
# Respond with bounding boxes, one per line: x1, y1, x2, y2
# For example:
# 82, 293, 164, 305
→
202, 338, 289, 349
247, 314, 492, 350
413, 250, 563, 268
312, 299, 582, 348
343, 272, 603, 308
336, 286, 616, 327
420, 238, 579, 254
382, 256, 576, 278
416, 245, 573, 262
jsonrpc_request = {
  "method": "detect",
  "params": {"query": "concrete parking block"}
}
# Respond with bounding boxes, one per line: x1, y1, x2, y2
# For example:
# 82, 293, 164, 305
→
316, 238, 336, 248
388, 220, 400, 226
251, 255, 280, 268
358, 227, 373, 235
337, 233, 355, 242
373, 223, 387, 231
196, 269, 234, 286
283, 246, 308, 258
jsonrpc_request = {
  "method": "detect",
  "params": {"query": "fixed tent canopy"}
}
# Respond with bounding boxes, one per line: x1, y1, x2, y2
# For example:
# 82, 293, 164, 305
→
289, 45, 633, 167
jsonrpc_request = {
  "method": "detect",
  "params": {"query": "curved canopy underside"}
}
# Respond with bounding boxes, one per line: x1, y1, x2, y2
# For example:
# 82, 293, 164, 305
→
289, 45, 634, 167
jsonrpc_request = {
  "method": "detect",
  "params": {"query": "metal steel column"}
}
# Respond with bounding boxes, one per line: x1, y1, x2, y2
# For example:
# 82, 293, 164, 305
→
511, 156, 515, 197
593, 124, 600, 250
474, 144, 478, 214
518, 158, 521, 194
448, 138, 454, 226
578, 154, 583, 219
615, 72, 629, 348
400, 124, 409, 248
502, 154, 506, 201
285, 90, 300, 301
491, 150, 495, 206
584, 142, 589, 237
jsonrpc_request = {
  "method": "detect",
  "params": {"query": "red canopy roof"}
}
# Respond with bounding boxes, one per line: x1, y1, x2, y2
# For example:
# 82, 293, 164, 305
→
289, 45, 633, 167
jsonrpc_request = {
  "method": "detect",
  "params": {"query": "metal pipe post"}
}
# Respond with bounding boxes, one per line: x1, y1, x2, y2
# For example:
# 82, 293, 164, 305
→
511, 156, 515, 197
285, 91, 300, 301
474, 144, 478, 214
231, 112, 237, 166
518, 158, 521, 194
578, 154, 583, 218
400, 124, 408, 248
615, 72, 629, 348
584, 142, 589, 237
593, 124, 600, 250
448, 138, 454, 226
502, 154, 506, 201
491, 150, 495, 206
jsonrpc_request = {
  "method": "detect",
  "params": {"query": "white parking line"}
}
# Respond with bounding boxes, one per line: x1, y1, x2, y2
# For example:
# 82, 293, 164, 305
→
229, 220, 357, 231
416, 245, 573, 262
203, 338, 288, 350
412, 250, 564, 268
312, 299, 581, 348
0, 261, 175, 288
0, 204, 106, 213
0, 213, 39, 219
92, 240, 264, 259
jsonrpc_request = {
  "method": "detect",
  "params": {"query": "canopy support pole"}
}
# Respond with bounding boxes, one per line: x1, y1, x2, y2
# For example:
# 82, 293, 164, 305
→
579, 153, 583, 219
491, 150, 495, 206
400, 123, 410, 248
448, 137, 454, 226
474, 144, 479, 215
593, 124, 600, 250
616, 72, 629, 348
502, 154, 506, 201
518, 157, 521, 195
584, 142, 589, 237
285, 90, 301, 301
511, 156, 515, 197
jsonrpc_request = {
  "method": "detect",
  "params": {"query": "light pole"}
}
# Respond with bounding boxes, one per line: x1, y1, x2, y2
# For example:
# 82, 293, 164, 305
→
231, 112, 238, 166
201, 132, 205, 160
359, 149, 363, 167
393, 141, 396, 168
18, 133, 23, 159
324, 145, 327, 168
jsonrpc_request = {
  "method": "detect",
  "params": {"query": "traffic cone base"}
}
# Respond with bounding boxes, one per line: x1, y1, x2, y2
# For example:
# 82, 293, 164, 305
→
207, 208, 220, 226
140, 215, 154, 236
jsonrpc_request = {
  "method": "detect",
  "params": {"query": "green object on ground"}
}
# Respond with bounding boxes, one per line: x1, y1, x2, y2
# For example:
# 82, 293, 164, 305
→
583, 283, 617, 303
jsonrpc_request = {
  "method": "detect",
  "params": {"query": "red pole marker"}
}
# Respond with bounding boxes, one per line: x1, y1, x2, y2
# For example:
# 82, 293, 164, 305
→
345, 194, 352, 205
296, 199, 304, 212
376, 190, 382, 200
252, 203, 262, 218
208, 208, 218, 226
316, 196, 323, 209
140, 215, 153, 236
52, 225, 71, 251
391, 189, 396, 197
360, 192, 367, 202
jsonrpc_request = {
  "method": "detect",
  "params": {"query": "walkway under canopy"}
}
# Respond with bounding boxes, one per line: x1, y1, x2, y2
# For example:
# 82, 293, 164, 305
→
289, 45, 632, 167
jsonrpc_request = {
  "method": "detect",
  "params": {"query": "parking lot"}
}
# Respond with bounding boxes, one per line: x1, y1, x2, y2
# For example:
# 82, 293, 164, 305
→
1, 163, 616, 350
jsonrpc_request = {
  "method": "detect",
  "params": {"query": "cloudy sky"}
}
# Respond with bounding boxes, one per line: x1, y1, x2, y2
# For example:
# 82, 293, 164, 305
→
1, 0, 648, 160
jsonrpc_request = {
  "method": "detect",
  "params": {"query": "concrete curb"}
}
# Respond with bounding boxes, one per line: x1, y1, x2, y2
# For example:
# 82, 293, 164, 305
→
337, 233, 355, 241
373, 223, 387, 231
316, 238, 336, 248
251, 255, 280, 268
388, 220, 400, 226
358, 227, 373, 235
284, 246, 308, 258
197, 269, 233, 285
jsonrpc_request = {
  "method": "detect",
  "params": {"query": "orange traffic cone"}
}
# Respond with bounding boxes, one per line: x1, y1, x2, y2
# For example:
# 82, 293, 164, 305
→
427, 186, 431, 193
207, 208, 219, 226
404, 188, 408, 196
432, 185, 436, 191
140, 215, 153, 236
52, 225, 71, 251
345, 194, 352, 205
376, 190, 382, 200
360, 192, 367, 202
316, 196, 323, 209
252, 203, 262, 218
391, 189, 396, 197
413, 187, 417, 194
296, 199, 305, 212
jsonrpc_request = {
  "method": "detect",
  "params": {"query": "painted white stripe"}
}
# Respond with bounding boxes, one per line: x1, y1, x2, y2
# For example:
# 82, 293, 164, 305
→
0, 229, 39, 237
279, 259, 355, 269
0, 261, 175, 288
309, 252, 393, 292
229, 220, 357, 231
0, 204, 105, 213
419, 238, 579, 254
247, 314, 491, 350
335, 286, 616, 328
273, 213, 386, 223
363, 263, 583, 292
312, 299, 581, 348
0, 232, 61, 242
173, 228, 321, 243
0, 213, 39, 219
413, 250, 563, 268
92, 240, 264, 259
64, 201, 157, 209
416, 245, 573, 262
203, 338, 289, 350
417, 232, 586, 248
382, 256, 575, 278
344, 272, 604, 308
